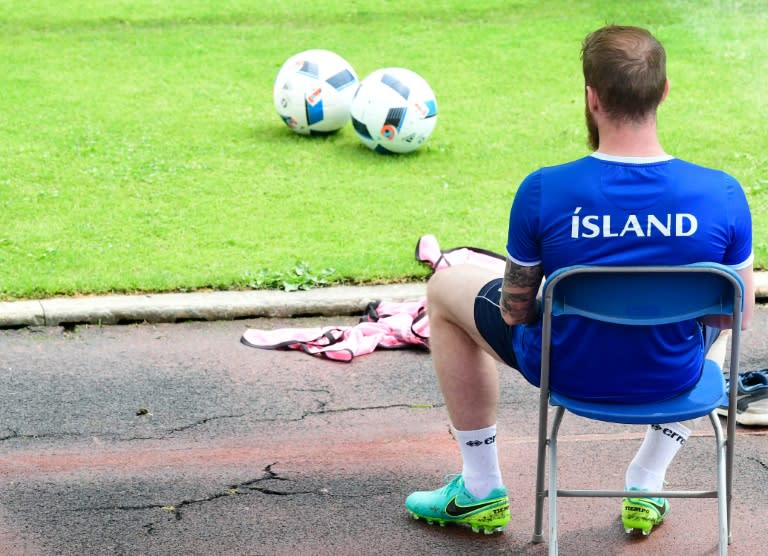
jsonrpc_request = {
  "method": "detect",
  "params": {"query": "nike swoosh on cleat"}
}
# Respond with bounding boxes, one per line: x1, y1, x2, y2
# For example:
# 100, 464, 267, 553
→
645, 500, 667, 515
445, 496, 499, 517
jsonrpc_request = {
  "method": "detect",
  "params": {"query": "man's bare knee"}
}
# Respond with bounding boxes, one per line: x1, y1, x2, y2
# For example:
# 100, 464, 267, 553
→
426, 265, 502, 334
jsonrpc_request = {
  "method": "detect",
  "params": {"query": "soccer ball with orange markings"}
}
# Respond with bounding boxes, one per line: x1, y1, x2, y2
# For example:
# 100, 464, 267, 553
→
350, 67, 438, 154
273, 49, 358, 135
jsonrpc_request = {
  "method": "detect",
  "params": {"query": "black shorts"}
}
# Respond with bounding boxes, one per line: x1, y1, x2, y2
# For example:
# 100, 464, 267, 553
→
474, 278, 520, 369
473, 278, 721, 374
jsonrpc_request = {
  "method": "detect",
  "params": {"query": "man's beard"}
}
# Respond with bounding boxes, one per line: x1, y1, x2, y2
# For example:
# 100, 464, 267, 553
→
585, 104, 599, 151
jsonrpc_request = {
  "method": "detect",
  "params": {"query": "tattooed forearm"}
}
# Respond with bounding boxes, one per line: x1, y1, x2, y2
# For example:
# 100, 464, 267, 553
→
500, 260, 543, 325
505, 261, 543, 288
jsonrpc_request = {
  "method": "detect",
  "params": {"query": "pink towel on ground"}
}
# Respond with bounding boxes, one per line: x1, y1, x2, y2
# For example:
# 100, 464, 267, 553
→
241, 299, 429, 362
240, 235, 505, 361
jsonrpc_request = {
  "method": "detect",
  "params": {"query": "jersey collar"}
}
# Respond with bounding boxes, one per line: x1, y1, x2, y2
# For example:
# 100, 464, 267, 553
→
591, 152, 675, 164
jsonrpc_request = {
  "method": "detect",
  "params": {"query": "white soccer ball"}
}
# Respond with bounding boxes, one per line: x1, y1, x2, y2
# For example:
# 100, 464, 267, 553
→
273, 49, 359, 135
350, 67, 438, 154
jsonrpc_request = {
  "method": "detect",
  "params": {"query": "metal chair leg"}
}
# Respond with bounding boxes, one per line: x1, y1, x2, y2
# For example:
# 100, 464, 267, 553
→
708, 411, 728, 555
548, 407, 565, 556
532, 387, 552, 543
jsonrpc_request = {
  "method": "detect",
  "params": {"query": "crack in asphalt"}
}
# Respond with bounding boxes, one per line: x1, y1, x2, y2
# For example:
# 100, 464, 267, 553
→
167, 413, 247, 434
745, 455, 768, 472
300, 402, 434, 420
0, 429, 80, 442
126, 402, 443, 435
122, 413, 249, 441
77, 463, 329, 525
0, 414, 247, 443
1, 403, 442, 443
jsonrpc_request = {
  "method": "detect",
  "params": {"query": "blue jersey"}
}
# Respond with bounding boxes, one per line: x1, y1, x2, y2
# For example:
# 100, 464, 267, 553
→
507, 153, 753, 402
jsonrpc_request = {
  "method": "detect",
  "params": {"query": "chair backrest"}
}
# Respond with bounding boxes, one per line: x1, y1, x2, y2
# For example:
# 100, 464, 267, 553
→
542, 263, 744, 327
538, 263, 744, 401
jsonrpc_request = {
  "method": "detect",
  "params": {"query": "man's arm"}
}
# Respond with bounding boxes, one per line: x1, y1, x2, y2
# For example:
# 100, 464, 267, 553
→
701, 264, 755, 330
500, 258, 544, 326
737, 264, 756, 330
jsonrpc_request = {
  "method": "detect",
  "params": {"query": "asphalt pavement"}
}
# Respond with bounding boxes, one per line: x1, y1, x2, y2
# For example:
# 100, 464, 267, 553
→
0, 278, 766, 555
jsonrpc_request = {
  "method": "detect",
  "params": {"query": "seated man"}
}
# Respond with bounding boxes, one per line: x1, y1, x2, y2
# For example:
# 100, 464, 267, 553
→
405, 24, 755, 536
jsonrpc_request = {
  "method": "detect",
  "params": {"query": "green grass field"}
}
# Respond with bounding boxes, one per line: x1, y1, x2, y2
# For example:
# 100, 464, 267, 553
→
1, 0, 766, 299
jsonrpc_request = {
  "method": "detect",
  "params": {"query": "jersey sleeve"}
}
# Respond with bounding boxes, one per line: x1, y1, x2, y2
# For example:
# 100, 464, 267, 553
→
506, 170, 542, 266
724, 174, 753, 269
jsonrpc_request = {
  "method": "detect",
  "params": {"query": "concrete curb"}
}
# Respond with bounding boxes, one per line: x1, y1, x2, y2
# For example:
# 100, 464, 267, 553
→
1, 272, 766, 328
0, 283, 427, 327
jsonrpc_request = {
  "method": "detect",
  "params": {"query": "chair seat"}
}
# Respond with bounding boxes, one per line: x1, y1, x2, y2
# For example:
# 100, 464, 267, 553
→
549, 359, 727, 424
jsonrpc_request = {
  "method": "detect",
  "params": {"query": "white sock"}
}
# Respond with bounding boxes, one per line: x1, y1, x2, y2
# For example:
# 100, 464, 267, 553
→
454, 424, 503, 499
625, 421, 691, 491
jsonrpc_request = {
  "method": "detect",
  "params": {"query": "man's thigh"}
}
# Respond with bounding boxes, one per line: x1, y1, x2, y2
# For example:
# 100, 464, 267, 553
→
426, 264, 507, 362
427, 264, 516, 367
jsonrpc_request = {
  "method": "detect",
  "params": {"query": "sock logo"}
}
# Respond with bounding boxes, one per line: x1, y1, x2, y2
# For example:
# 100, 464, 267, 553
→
465, 435, 496, 448
650, 424, 687, 446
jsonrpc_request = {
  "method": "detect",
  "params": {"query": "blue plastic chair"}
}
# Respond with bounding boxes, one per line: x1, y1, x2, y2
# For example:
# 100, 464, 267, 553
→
531, 263, 744, 555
